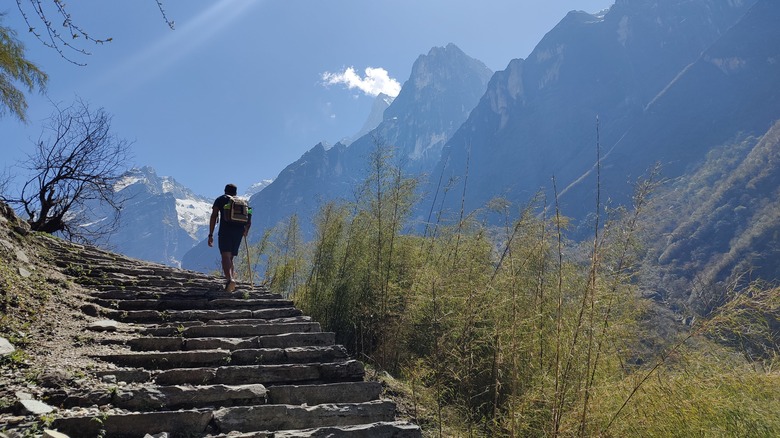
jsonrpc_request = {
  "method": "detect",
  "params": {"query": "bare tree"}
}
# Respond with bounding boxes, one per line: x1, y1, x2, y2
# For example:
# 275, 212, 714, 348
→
14, 0, 174, 65
1, 99, 131, 243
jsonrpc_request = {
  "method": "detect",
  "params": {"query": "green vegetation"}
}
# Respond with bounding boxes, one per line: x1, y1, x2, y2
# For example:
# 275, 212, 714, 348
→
243, 144, 780, 436
0, 15, 48, 122
0, 235, 55, 346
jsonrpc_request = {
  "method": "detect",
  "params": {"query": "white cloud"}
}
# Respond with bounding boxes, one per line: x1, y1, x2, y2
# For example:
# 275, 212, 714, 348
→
322, 67, 401, 98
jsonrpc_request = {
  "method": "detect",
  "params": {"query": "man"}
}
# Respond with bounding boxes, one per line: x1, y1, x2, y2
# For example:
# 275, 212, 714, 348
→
208, 183, 251, 292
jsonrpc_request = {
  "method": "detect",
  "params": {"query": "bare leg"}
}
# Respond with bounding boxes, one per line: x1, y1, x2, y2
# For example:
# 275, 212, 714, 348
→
221, 251, 233, 282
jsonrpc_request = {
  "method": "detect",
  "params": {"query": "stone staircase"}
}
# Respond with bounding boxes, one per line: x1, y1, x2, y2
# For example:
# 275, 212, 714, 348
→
35, 237, 421, 437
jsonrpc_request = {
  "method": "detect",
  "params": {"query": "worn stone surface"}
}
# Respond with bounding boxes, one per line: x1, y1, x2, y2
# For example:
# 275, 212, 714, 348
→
181, 321, 321, 338
272, 421, 426, 438
17, 266, 31, 278
42, 430, 70, 438
18, 399, 54, 415
0, 215, 420, 437
268, 382, 382, 405
213, 400, 397, 432
87, 319, 120, 332
0, 337, 14, 356
14, 248, 29, 263
52, 410, 213, 438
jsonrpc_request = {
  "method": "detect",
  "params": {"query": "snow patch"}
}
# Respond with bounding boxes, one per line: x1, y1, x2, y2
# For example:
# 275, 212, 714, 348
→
162, 178, 175, 193
245, 179, 274, 197
175, 198, 212, 238
617, 16, 630, 46
708, 57, 746, 74
114, 175, 144, 192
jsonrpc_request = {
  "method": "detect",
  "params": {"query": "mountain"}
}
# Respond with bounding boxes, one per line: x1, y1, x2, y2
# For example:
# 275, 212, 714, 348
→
569, 0, 780, 217
184, 0, 780, 288
342, 93, 394, 145
429, 0, 760, 226
254, 43, 492, 228
244, 179, 274, 197
641, 119, 780, 315
101, 167, 212, 267
97, 167, 276, 269
182, 44, 493, 272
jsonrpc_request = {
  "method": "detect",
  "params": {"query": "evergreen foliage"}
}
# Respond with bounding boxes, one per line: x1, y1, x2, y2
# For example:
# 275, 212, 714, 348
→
0, 15, 47, 122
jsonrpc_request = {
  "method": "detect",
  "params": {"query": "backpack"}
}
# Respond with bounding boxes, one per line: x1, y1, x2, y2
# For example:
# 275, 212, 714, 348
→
224, 196, 251, 223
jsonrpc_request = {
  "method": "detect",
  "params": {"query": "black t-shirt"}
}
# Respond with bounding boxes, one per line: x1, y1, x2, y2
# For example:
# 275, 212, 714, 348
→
213, 195, 251, 235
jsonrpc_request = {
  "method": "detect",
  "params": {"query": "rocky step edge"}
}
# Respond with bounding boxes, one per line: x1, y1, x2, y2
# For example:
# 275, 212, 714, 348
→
50, 401, 420, 438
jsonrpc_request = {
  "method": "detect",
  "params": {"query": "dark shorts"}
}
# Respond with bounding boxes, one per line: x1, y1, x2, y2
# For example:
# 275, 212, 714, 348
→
218, 227, 244, 256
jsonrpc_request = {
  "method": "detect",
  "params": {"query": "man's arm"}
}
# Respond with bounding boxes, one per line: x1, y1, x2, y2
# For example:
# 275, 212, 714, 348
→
208, 206, 219, 247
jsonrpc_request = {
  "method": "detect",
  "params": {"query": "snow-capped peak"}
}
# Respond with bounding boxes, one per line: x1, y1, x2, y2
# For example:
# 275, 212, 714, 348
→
245, 179, 274, 197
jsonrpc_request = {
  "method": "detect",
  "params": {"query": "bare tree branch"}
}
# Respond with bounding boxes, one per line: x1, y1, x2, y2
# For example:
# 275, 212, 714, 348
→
14, 0, 173, 65
1, 99, 132, 243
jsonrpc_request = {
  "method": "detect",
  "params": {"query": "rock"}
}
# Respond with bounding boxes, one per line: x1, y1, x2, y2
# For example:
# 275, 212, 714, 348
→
17, 267, 32, 278
18, 399, 55, 415
14, 391, 33, 400
14, 249, 29, 264
40, 370, 71, 388
101, 374, 118, 384
52, 410, 212, 438
80, 303, 100, 317
268, 382, 382, 405
0, 337, 15, 356
43, 430, 71, 438
87, 320, 119, 332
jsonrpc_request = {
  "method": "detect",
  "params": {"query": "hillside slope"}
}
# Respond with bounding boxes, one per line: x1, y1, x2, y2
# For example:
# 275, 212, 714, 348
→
0, 203, 420, 437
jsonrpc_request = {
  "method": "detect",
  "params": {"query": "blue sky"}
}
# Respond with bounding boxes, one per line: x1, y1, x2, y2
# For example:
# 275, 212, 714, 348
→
2, 0, 613, 199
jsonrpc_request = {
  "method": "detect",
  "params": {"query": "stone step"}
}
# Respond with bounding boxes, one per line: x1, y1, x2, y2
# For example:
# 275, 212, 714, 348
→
89, 297, 294, 312
267, 381, 382, 405
127, 332, 335, 352
107, 307, 303, 323
51, 409, 213, 438
212, 400, 397, 434
47, 383, 268, 410
50, 401, 400, 438
96, 349, 232, 369
91, 289, 281, 301
47, 382, 387, 413
154, 359, 365, 386
138, 316, 314, 336
97, 345, 348, 369
216, 421, 423, 437
181, 321, 322, 338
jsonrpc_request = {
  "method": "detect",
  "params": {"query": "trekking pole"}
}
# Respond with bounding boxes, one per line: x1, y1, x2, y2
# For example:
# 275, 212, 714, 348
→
243, 235, 254, 287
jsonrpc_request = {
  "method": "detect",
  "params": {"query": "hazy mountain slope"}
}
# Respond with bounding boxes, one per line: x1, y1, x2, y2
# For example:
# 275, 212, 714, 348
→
430, 0, 757, 223
563, 0, 780, 219
641, 120, 780, 313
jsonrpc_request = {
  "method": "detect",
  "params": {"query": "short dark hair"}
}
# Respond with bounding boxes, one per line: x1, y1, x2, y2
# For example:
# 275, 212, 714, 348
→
224, 184, 238, 196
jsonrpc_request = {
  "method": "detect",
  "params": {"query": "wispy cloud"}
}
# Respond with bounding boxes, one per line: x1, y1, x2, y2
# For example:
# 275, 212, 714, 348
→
322, 67, 401, 98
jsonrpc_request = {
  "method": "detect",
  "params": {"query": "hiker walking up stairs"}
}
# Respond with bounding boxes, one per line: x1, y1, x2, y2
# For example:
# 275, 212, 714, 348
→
2, 229, 421, 437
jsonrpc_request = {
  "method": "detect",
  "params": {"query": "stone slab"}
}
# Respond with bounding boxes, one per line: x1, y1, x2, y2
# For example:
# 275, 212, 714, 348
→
52, 410, 213, 438
212, 400, 396, 433
267, 381, 382, 405
182, 322, 321, 338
